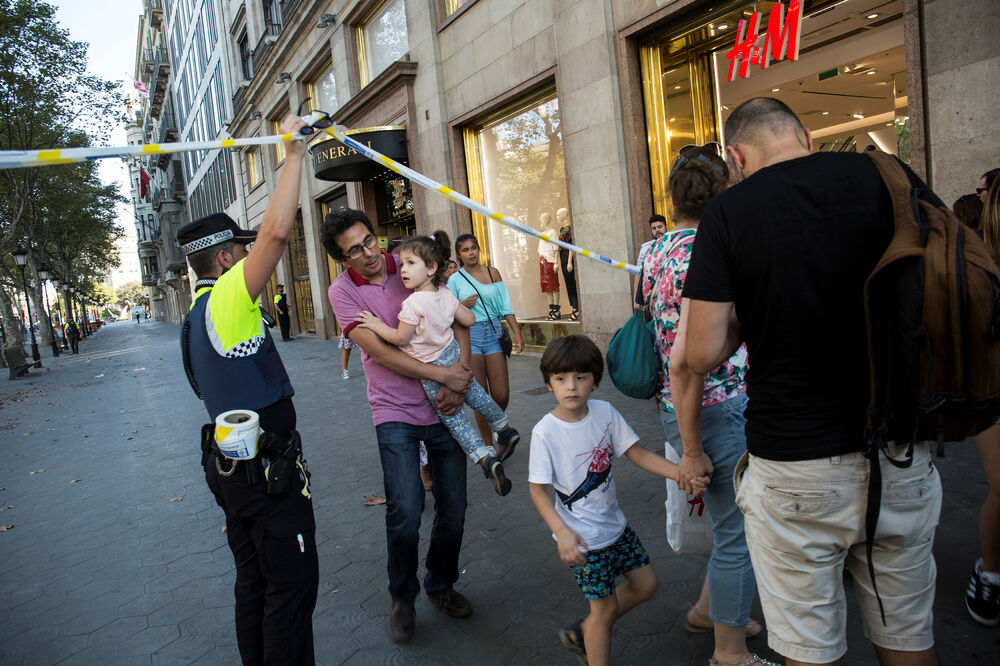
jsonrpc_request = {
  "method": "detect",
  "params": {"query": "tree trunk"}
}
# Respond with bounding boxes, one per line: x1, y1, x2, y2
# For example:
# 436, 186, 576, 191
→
0, 286, 25, 349
27, 272, 52, 347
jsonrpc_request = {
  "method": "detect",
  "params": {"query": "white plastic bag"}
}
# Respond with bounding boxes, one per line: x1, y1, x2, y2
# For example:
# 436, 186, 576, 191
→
664, 443, 714, 555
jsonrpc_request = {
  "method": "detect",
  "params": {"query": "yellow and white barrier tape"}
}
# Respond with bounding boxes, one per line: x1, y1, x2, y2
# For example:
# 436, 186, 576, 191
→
0, 125, 641, 275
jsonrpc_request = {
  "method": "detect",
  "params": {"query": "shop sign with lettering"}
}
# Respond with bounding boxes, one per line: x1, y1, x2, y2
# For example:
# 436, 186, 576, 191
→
725, 0, 802, 82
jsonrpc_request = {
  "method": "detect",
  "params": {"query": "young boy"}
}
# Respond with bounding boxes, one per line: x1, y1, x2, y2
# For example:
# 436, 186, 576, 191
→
528, 335, 707, 665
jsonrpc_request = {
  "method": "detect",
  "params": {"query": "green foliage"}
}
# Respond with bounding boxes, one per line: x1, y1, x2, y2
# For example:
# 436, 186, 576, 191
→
0, 0, 124, 335
115, 281, 148, 307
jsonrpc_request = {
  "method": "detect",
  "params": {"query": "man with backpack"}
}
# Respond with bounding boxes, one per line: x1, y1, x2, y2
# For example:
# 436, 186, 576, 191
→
676, 98, 946, 666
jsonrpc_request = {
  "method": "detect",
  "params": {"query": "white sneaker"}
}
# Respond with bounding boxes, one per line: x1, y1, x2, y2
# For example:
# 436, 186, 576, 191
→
342, 369, 350, 380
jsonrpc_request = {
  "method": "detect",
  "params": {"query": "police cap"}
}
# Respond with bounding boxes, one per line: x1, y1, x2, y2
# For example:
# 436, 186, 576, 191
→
178, 213, 257, 255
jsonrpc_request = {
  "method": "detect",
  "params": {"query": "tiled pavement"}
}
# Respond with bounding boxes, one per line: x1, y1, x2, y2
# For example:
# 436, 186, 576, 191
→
1, 321, 998, 664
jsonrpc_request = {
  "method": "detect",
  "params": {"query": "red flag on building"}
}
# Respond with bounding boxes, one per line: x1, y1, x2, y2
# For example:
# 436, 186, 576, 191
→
139, 167, 151, 200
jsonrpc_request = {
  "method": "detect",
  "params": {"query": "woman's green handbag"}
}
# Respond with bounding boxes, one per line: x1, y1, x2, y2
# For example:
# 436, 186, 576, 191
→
606, 311, 659, 399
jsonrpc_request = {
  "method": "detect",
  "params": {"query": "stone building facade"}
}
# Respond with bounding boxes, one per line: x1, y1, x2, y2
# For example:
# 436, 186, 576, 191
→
150, 0, 994, 347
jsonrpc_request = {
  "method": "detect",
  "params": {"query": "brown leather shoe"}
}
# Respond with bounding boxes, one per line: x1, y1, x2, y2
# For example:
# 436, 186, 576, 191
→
426, 587, 473, 618
388, 601, 415, 642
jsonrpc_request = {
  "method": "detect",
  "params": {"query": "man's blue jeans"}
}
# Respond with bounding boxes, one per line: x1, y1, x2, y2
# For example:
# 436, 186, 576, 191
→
659, 392, 755, 626
375, 421, 468, 604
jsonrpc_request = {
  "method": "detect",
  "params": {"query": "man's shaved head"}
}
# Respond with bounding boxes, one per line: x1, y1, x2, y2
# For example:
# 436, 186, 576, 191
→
724, 97, 808, 149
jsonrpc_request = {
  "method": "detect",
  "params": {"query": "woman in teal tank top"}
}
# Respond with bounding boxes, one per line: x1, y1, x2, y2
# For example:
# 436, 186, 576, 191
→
448, 234, 525, 456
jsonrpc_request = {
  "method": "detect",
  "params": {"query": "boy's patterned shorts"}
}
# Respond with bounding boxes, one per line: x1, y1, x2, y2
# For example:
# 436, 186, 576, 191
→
572, 525, 650, 599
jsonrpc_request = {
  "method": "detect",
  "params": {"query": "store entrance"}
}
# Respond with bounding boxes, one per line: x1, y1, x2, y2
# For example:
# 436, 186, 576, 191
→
641, 0, 907, 220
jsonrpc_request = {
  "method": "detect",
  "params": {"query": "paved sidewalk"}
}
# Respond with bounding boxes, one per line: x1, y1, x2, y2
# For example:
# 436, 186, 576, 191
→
0, 321, 997, 664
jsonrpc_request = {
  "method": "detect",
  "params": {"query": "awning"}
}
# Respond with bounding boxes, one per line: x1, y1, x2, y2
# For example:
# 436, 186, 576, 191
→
310, 126, 408, 182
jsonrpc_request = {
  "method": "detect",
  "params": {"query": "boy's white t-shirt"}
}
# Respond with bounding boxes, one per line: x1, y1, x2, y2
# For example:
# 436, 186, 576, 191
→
528, 399, 640, 551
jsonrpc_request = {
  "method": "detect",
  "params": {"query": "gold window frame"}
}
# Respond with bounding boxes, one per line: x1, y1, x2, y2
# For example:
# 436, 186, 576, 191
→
356, 0, 407, 87
461, 84, 559, 264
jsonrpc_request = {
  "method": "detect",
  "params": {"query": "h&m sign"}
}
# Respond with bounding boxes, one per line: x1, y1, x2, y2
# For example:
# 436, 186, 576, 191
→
725, 0, 802, 82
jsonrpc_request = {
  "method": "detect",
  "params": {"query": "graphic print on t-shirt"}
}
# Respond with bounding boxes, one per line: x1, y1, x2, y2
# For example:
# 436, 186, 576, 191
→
556, 422, 614, 511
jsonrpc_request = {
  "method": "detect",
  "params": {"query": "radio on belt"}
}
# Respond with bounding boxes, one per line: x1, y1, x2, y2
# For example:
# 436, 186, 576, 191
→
214, 410, 260, 460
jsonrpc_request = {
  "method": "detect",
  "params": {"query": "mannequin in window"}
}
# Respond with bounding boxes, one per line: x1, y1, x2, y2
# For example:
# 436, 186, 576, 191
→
556, 207, 579, 321
538, 212, 561, 320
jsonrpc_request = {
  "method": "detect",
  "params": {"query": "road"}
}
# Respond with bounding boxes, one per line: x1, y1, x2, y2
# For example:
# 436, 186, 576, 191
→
0, 321, 997, 664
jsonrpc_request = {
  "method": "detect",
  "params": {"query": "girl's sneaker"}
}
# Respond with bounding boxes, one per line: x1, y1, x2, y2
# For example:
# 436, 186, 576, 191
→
496, 427, 520, 462
342, 369, 350, 380
482, 455, 511, 496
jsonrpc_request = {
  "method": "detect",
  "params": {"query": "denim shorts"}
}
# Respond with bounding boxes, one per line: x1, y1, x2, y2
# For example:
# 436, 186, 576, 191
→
468, 318, 504, 356
572, 525, 650, 599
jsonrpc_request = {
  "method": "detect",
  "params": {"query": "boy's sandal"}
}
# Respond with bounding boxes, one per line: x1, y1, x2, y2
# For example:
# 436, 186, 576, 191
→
684, 606, 763, 638
708, 653, 778, 666
558, 618, 588, 665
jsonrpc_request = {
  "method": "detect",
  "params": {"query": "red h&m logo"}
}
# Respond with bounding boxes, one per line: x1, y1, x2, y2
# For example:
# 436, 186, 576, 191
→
725, 0, 803, 82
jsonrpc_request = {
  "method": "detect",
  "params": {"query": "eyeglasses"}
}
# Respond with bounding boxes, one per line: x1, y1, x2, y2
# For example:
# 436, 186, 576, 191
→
345, 234, 378, 260
977, 187, 988, 195
677, 141, 722, 157
669, 141, 728, 179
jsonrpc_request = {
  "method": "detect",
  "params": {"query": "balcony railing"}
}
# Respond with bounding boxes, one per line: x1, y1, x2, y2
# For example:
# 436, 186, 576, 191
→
146, 0, 163, 29
251, 22, 281, 75
141, 48, 155, 76
280, 0, 302, 21
232, 85, 249, 117
141, 271, 160, 287
150, 46, 170, 119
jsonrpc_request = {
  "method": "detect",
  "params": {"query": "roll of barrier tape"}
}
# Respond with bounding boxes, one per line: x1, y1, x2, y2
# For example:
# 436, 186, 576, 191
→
214, 409, 260, 460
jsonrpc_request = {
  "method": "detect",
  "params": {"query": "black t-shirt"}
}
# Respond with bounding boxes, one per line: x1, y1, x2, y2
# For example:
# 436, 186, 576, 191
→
684, 152, 913, 461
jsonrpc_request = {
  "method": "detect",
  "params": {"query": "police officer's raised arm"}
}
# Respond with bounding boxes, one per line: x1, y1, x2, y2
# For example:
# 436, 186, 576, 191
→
242, 114, 308, 301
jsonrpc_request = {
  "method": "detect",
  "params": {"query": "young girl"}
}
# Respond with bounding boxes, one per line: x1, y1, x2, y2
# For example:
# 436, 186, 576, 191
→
355, 231, 520, 496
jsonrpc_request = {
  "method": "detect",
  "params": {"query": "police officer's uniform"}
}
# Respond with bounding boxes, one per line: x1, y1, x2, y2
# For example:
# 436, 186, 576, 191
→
65, 320, 80, 354
178, 215, 318, 665
274, 287, 291, 341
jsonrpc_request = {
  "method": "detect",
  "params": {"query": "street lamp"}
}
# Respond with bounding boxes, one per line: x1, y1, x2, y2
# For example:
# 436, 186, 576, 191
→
11, 245, 42, 368
36, 264, 60, 358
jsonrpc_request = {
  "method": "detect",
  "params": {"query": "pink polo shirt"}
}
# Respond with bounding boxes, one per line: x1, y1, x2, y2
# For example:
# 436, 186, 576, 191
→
328, 253, 439, 427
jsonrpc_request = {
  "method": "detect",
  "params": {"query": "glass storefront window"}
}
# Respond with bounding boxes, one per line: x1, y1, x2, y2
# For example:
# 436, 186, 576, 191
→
465, 91, 574, 321
307, 63, 338, 116
306, 63, 339, 146
445, 0, 472, 17
270, 116, 286, 163
360, 0, 407, 85
246, 148, 262, 188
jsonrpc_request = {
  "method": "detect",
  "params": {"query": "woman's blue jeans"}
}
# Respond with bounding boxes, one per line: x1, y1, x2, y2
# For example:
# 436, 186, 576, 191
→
374, 421, 468, 604
659, 392, 755, 626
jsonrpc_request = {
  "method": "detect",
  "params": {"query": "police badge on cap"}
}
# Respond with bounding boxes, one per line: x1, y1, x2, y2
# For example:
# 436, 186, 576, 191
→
177, 213, 258, 255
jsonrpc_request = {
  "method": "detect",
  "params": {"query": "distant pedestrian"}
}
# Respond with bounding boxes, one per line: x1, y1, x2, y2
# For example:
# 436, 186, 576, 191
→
64, 320, 80, 355
339, 335, 354, 379
954, 193, 983, 231
978, 167, 1000, 204
528, 335, 706, 666
274, 283, 291, 341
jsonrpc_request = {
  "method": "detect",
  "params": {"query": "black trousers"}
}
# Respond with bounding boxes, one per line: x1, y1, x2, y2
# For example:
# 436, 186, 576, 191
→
278, 315, 291, 341
69, 335, 79, 354
558, 250, 578, 309
205, 452, 318, 665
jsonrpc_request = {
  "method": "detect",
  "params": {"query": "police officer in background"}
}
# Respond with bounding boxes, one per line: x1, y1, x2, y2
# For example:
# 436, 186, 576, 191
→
177, 114, 318, 665
274, 283, 291, 341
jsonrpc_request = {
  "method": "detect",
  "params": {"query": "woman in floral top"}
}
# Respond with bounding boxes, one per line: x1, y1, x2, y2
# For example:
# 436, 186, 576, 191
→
642, 146, 769, 666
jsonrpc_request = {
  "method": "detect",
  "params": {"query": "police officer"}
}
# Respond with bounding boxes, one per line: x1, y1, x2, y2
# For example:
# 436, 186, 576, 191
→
177, 115, 318, 665
64, 319, 80, 354
274, 283, 291, 341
